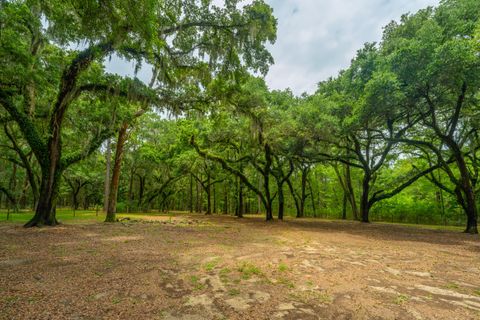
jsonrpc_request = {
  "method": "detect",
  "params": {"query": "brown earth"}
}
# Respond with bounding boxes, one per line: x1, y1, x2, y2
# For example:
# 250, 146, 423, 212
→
1, 214, 480, 320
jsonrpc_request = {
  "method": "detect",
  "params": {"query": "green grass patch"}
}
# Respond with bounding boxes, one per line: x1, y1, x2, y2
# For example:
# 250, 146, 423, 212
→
228, 288, 241, 296
203, 258, 220, 272
189, 275, 205, 290
278, 262, 289, 272
276, 277, 295, 288
444, 283, 459, 290
0, 209, 104, 224
394, 294, 410, 305
237, 261, 262, 280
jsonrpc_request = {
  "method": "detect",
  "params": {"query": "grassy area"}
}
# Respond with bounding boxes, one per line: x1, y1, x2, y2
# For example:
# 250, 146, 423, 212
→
0, 209, 188, 225
375, 221, 465, 232
0, 209, 466, 232
0, 209, 105, 224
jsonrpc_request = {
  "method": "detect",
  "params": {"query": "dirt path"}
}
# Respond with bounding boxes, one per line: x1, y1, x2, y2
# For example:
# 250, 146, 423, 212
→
1, 214, 479, 319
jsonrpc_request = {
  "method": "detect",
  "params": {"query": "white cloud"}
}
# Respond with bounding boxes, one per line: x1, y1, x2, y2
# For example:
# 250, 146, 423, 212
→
264, 0, 439, 94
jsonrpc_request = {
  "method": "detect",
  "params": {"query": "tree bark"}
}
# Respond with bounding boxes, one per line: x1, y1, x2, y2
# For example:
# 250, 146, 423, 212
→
286, 178, 301, 218
25, 167, 61, 227
296, 166, 309, 218
24, 135, 63, 227
105, 123, 128, 222
456, 153, 478, 234
236, 180, 243, 218
223, 181, 228, 214
127, 167, 134, 213
213, 183, 217, 214
360, 173, 371, 223
344, 164, 358, 220
277, 181, 285, 220
206, 174, 212, 215
103, 138, 111, 212
189, 174, 194, 213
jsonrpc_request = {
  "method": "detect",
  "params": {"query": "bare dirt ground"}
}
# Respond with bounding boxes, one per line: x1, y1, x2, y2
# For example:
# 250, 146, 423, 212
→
1, 214, 480, 320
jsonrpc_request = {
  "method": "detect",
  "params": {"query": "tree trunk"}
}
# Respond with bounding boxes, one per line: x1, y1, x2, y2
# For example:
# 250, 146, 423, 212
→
297, 167, 308, 218
307, 178, 316, 217
105, 123, 128, 222
196, 180, 201, 213
286, 178, 301, 218
213, 183, 217, 214
25, 168, 61, 227
9, 163, 18, 212
257, 177, 262, 214
127, 167, 134, 213
263, 172, 273, 221
237, 180, 243, 218
103, 138, 112, 213
189, 174, 194, 213
465, 204, 478, 234
277, 182, 285, 220
456, 155, 478, 234
360, 173, 371, 223
344, 164, 358, 220
223, 181, 228, 214
72, 186, 80, 210
25, 136, 62, 227
206, 175, 212, 215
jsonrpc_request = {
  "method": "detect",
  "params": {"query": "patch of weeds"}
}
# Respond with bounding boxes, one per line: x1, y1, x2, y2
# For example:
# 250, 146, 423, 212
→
394, 294, 410, 305
305, 280, 314, 287
104, 260, 115, 270
317, 292, 332, 304
278, 263, 289, 272
277, 277, 295, 289
220, 267, 231, 275
203, 258, 220, 272
228, 288, 241, 296
3, 296, 20, 305
112, 297, 121, 304
190, 275, 205, 291
219, 267, 231, 283
473, 290, 480, 296
237, 262, 262, 280
444, 283, 459, 290
94, 271, 104, 277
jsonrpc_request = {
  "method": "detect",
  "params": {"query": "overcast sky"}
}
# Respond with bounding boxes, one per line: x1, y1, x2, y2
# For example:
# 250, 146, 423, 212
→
264, 0, 439, 94
106, 0, 440, 96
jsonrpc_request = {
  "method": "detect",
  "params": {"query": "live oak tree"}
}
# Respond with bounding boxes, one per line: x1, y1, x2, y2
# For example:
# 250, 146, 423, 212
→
315, 44, 442, 223
0, 0, 277, 227
381, 0, 480, 233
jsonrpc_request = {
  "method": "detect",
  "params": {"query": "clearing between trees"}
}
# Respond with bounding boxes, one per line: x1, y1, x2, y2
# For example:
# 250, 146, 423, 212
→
1, 213, 479, 320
